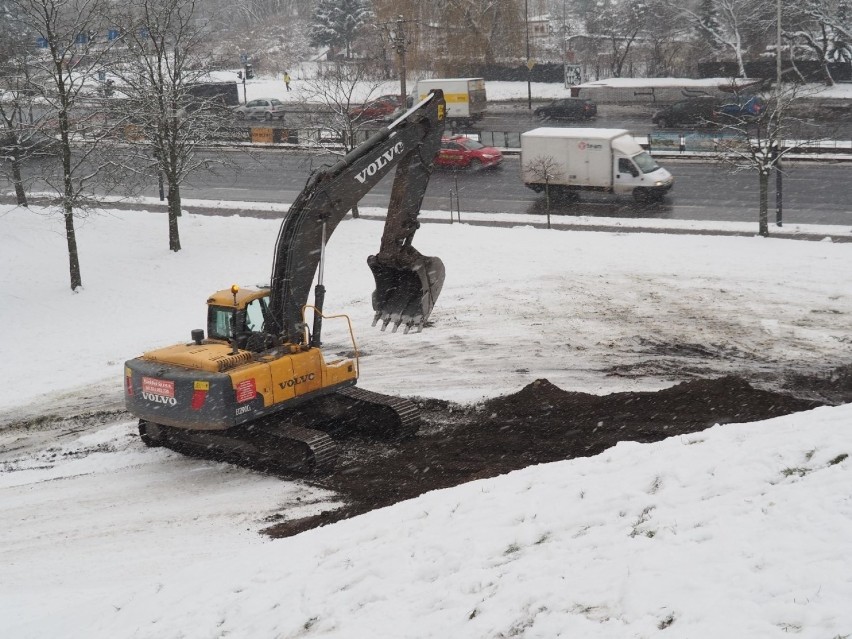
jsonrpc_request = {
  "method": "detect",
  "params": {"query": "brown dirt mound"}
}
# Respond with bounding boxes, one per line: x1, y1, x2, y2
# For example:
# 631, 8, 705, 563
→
263, 375, 824, 538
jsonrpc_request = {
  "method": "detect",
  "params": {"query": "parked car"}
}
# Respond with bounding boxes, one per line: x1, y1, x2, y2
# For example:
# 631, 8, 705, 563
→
349, 95, 403, 122
534, 97, 597, 120
718, 94, 766, 119
653, 94, 768, 129
231, 98, 286, 121
434, 135, 503, 170
651, 97, 719, 128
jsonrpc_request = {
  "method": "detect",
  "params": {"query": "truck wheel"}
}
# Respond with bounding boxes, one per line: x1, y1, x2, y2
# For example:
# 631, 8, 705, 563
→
633, 188, 663, 203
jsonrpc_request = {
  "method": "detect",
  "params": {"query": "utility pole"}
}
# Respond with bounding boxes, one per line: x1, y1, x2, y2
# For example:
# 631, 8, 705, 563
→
384, 16, 416, 112
775, 0, 783, 227
525, 0, 532, 110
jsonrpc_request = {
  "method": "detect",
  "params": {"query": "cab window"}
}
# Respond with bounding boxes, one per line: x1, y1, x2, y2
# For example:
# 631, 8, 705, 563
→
632, 152, 660, 174
618, 158, 638, 177
208, 306, 235, 340
244, 298, 266, 332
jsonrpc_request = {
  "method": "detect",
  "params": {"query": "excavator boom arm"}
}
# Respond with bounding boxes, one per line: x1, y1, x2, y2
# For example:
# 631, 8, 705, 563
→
268, 91, 447, 343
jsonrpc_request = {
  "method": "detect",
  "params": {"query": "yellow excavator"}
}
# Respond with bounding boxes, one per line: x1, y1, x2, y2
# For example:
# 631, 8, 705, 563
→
124, 91, 446, 473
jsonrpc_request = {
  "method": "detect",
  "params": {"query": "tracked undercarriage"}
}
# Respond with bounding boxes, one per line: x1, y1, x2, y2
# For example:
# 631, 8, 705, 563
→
138, 386, 420, 474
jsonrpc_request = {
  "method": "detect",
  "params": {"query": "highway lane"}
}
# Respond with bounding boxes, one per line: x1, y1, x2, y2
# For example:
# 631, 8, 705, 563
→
4, 146, 850, 226
175, 150, 852, 225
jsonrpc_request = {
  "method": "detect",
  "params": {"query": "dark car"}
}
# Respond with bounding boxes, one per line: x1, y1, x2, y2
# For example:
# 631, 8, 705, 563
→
349, 95, 403, 122
718, 95, 766, 119
652, 97, 719, 128
434, 135, 503, 170
534, 98, 597, 120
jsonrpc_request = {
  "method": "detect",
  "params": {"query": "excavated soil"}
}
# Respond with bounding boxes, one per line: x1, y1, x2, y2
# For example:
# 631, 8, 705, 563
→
263, 372, 850, 538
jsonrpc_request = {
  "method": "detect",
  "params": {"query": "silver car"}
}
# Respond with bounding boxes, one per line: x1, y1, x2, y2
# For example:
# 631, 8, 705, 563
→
232, 98, 286, 121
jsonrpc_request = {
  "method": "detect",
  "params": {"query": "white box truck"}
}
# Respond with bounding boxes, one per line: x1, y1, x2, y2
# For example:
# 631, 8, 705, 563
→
520, 128, 674, 201
414, 78, 486, 128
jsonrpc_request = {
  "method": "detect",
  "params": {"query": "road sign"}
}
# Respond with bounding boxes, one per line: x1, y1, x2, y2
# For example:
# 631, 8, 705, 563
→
526, 58, 536, 71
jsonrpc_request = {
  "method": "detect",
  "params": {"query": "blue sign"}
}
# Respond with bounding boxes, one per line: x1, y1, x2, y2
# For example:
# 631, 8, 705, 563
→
36, 37, 49, 48
75, 33, 88, 45
108, 29, 120, 41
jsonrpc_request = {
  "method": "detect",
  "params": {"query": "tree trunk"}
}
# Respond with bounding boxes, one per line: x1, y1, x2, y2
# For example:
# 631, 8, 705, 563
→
10, 150, 27, 207
821, 61, 835, 86
758, 169, 769, 237
59, 105, 81, 290
64, 209, 82, 290
167, 180, 182, 252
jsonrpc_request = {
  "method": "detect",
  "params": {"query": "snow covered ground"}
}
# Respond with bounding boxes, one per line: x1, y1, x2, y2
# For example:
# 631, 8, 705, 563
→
205, 67, 852, 105
1, 197, 851, 637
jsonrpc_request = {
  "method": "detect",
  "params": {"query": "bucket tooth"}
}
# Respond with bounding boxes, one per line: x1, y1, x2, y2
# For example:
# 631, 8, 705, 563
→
372, 311, 382, 327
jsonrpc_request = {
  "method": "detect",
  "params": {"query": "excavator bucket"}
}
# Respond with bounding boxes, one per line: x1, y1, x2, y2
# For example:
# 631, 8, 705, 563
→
368, 255, 445, 333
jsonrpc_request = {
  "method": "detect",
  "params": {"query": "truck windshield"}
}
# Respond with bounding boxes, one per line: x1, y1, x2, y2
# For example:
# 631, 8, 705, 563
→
632, 152, 660, 174
208, 306, 235, 340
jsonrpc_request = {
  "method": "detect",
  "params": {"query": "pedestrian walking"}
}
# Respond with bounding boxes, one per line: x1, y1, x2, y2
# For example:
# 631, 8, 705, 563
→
283, 72, 291, 91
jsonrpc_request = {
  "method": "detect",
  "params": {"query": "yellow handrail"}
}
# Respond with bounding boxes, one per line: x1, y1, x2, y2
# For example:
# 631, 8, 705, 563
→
300, 305, 360, 378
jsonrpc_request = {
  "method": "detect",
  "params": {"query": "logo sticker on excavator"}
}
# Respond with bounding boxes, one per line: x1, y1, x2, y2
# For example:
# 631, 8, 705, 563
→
141, 377, 177, 405
142, 377, 174, 397
235, 379, 257, 403
437, 104, 445, 120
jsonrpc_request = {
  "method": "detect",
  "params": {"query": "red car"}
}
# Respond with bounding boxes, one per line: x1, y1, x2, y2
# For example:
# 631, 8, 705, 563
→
349, 95, 403, 122
435, 135, 503, 170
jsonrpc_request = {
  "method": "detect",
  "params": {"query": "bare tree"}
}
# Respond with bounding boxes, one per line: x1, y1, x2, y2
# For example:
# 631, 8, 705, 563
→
586, 0, 648, 78
673, 0, 772, 78
523, 155, 563, 229
10, 0, 121, 290
430, 0, 523, 64
713, 85, 820, 236
784, 0, 852, 85
0, 44, 41, 206
299, 61, 393, 218
113, 0, 233, 252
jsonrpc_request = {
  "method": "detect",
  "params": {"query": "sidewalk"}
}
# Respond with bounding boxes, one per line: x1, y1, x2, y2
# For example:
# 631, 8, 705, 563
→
5, 193, 848, 243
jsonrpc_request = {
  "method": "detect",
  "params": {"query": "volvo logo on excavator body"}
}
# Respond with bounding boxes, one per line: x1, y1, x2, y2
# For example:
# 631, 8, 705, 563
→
354, 141, 405, 183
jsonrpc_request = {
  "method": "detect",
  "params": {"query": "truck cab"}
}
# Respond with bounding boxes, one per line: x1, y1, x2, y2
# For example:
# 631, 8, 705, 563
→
610, 136, 673, 199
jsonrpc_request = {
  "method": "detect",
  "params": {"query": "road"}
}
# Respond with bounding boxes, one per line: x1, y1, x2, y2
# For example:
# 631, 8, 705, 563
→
170, 150, 851, 225
274, 100, 852, 141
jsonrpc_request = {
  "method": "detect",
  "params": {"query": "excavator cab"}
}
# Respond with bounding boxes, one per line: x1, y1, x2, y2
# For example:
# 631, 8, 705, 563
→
205, 286, 278, 351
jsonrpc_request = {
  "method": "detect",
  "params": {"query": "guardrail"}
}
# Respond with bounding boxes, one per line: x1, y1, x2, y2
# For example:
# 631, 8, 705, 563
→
478, 129, 852, 159
145, 124, 852, 161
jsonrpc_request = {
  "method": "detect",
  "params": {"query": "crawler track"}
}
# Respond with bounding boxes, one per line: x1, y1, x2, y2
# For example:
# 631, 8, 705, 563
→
138, 386, 420, 474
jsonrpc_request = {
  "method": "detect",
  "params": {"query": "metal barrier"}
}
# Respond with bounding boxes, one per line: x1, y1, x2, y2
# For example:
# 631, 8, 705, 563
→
181, 125, 852, 160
